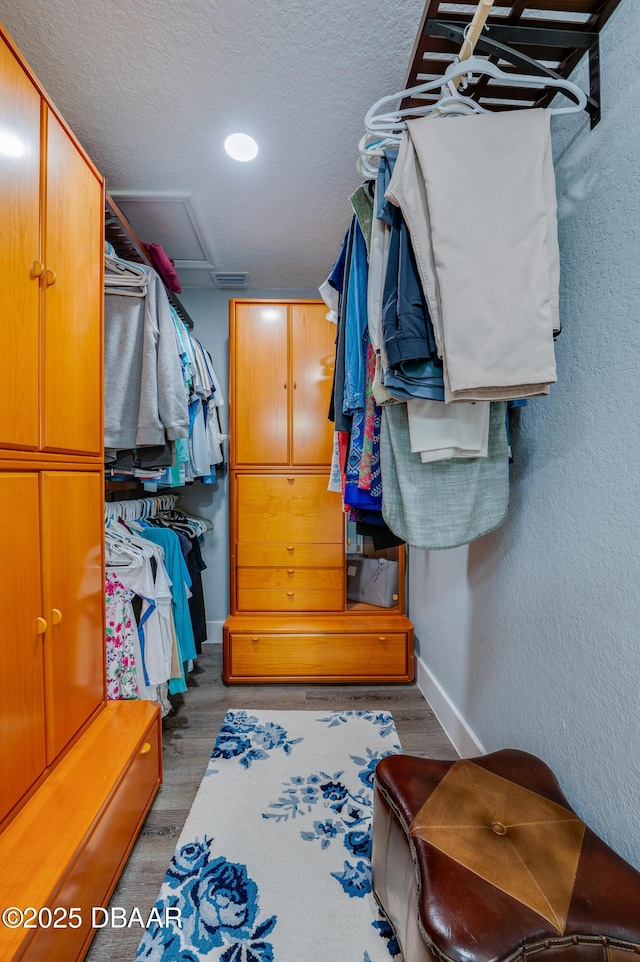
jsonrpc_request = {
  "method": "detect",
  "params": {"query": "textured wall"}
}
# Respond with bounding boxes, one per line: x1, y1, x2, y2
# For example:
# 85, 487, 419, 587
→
408, 2, 640, 869
179, 288, 318, 641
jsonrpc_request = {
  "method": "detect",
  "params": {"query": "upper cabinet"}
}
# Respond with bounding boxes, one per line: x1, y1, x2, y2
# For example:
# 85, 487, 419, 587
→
41, 111, 103, 454
231, 301, 336, 468
0, 34, 103, 457
0, 37, 41, 450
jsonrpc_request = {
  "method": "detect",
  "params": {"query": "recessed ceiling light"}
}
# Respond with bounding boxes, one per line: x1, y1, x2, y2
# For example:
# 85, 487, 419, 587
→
224, 133, 258, 162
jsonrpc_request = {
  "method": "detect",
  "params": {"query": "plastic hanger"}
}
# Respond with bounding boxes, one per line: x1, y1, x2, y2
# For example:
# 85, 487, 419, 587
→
364, 54, 587, 138
104, 253, 149, 298
357, 87, 488, 177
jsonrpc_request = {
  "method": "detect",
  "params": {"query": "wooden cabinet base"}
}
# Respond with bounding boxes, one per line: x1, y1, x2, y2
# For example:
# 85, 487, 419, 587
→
223, 614, 415, 684
0, 700, 162, 962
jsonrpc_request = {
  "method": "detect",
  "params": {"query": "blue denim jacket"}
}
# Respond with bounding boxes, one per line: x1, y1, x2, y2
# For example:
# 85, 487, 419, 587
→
342, 219, 369, 414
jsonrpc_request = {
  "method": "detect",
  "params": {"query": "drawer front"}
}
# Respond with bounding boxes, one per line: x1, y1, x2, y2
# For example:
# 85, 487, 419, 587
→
236, 542, 343, 568
237, 588, 343, 612
229, 632, 409, 677
24, 718, 161, 962
236, 475, 343, 544
238, 567, 343, 590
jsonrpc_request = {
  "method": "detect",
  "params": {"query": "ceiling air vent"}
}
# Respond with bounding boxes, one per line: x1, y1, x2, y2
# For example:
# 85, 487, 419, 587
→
212, 271, 249, 289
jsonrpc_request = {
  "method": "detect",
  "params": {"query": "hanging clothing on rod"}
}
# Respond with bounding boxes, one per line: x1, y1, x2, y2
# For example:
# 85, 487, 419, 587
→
104, 251, 227, 486
322, 0, 592, 551
385, 106, 560, 402
104, 259, 189, 454
104, 494, 210, 713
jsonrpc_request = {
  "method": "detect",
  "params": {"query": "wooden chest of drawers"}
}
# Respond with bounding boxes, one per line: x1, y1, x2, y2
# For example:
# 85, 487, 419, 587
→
224, 299, 414, 684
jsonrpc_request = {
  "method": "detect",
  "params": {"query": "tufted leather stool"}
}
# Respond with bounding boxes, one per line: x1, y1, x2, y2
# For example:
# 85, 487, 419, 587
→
372, 750, 640, 962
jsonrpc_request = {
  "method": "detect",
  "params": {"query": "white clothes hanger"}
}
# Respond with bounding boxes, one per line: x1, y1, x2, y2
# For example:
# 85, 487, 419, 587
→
364, 55, 587, 139
357, 83, 490, 178
104, 253, 149, 298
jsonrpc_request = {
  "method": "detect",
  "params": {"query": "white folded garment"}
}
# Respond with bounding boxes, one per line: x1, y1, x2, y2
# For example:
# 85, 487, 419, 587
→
407, 398, 490, 462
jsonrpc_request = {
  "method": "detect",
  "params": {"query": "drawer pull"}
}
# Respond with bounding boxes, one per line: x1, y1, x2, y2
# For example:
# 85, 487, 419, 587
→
286, 592, 295, 597
140, 742, 152, 755
36, 616, 48, 635
286, 478, 295, 483
378, 635, 387, 641
251, 636, 260, 642
286, 546, 295, 552
287, 569, 295, 574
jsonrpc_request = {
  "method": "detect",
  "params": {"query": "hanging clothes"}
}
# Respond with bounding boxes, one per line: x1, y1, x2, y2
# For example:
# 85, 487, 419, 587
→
104, 263, 189, 455
385, 109, 559, 401
104, 498, 210, 714
139, 525, 197, 693
105, 572, 139, 701
104, 255, 226, 488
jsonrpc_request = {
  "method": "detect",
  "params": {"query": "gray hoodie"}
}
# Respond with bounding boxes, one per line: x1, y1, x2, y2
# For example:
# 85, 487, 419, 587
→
104, 264, 189, 450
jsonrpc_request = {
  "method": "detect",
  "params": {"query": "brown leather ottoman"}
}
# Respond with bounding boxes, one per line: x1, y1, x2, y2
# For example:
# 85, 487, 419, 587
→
372, 750, 640, 962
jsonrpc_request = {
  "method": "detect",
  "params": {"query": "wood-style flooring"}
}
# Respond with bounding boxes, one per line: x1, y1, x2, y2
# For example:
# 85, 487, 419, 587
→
84, 645, 456, 962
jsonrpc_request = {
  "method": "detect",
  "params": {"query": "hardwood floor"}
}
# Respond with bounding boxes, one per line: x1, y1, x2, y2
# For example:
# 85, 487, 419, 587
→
84, 645, 456, 961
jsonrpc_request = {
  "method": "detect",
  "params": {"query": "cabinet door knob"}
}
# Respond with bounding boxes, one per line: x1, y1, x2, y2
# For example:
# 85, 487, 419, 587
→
36, 616, 48, 635
140, 742, 152, 755
45, 269, 57, 286
52, 608, 62, 625
30, 260, 45, 279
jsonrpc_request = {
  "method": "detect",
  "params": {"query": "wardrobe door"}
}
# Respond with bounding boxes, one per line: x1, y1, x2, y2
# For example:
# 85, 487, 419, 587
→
0, 473, 46, 823
41, 471, 104, 764
41, 108, 103, 456
233, 302, 289, 466
0, 39, 41, 451
290, 303, 336, 466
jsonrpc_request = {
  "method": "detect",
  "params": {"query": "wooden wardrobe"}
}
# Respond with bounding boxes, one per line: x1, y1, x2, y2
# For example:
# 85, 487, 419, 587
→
223, 299, 414, 683
0, 25, 161, 962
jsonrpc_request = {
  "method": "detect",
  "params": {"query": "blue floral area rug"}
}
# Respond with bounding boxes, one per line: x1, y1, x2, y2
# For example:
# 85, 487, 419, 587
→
136, 709, 403, 962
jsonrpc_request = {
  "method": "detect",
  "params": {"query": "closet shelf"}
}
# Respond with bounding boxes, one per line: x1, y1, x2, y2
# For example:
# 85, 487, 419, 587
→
105, 192, 195, 329
404, 0, 624, 128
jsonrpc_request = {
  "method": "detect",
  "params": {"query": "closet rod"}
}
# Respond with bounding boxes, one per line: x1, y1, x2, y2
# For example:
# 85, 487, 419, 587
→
458, 0, 495, 63
450, 0, 495, 90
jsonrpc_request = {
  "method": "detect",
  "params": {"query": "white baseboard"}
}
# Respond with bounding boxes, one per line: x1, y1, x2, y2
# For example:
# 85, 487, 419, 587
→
203, 620, 224, 644
414, 654, 486, 759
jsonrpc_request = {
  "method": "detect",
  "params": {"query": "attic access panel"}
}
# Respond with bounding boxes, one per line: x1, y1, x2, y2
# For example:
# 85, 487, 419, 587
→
403, 0, 625, 128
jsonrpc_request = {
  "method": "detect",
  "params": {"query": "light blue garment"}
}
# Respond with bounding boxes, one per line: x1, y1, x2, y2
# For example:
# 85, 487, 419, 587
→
140, 527, 197, 694
342, 219, 369, 414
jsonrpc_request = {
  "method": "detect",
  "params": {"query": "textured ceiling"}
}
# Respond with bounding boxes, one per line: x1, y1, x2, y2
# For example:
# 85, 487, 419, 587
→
0, 0, 425, 290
